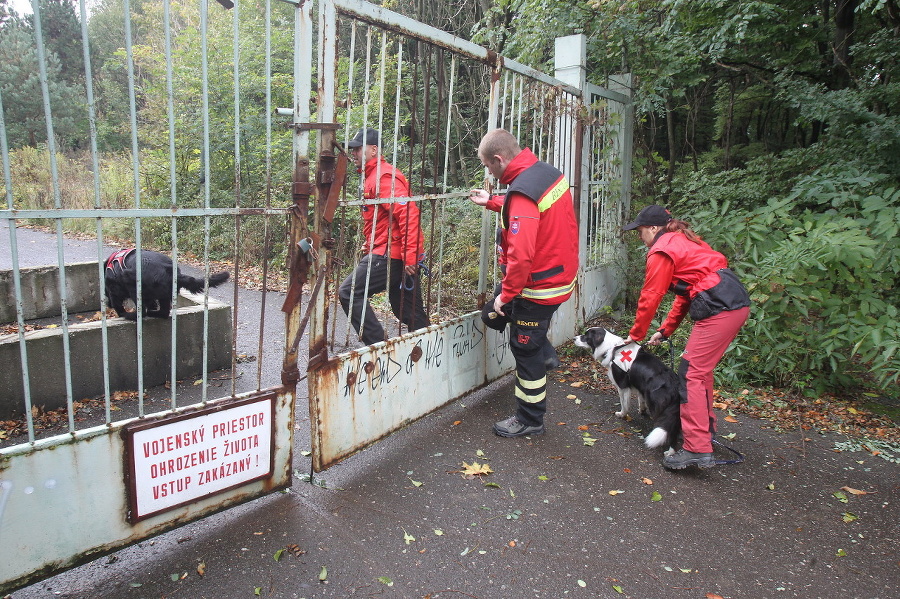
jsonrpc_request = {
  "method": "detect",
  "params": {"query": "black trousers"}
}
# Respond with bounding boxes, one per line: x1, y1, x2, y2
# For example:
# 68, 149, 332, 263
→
339, 254, 430, 345
481, 293, 560, 426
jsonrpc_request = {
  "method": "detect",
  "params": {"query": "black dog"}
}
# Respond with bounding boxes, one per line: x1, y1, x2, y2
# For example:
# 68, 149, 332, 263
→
104, 249, 229, 320
574, 327, 681, 454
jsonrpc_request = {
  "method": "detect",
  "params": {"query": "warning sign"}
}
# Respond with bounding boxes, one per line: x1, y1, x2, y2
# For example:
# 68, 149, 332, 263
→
124, 394, 274, 522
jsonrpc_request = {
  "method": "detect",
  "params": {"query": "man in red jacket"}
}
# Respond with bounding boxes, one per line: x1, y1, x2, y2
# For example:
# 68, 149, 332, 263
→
339, 128, 430, 345
469, 129, 579, 437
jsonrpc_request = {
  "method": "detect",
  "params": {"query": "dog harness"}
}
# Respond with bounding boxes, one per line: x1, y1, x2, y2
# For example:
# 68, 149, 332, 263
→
606, 341, 641, 372
105, 248, 135, 273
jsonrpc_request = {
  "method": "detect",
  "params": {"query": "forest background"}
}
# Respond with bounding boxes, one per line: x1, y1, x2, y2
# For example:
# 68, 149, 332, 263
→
1, 0, 898, 414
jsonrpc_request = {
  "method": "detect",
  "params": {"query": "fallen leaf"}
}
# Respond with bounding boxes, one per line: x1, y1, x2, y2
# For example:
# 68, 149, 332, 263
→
842, 512, 858, 523
679, 568, 693, 573
403, 529, 416, 544
378, 576, 394, 586
724, 415, 739, 423
583, 437, 597, 446
766, 482, 775, 490
836, 548, 847, 557
706, 593, 725, 599
286, 544, 305, 556
475, 449, 485, 457
570, 381, 584, 388
274, 548, 285, 561
409, 478, 424, 487
461, 461, 493, 476
508, 540, 516, 547
651, 491, 662, 502
196, 562, 206, 577
612, 585, 624, 594
577, 425, 589, 431
452, 420, 461, 426
641, 477, 653, 485
841, 486, 869, 495
483, 482, 501, 488
577, 579, 587, 587
319, 565, 328, 581
833, 491, 849, 503
608, 489, 625, 496
434, 529, 444, 536
567, 394, 577, 399
623, 468, 631, 473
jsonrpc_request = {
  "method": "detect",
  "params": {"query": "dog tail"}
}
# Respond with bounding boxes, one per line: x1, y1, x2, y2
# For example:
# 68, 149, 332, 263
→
646, 399, 682, 449
644, 427, 668, 449
177, 271, 230, 294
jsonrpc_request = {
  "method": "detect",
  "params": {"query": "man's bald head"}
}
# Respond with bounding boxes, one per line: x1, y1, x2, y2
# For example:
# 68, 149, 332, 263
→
478, 129, 521, 180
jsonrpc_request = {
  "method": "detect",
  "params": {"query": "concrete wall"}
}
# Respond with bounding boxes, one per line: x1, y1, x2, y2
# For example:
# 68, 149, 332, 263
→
0, 266, 232, 418
0, 261, 103, 323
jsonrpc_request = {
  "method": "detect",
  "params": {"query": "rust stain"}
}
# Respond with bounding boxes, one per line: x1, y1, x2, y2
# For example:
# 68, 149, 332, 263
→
410, 345, 423, 362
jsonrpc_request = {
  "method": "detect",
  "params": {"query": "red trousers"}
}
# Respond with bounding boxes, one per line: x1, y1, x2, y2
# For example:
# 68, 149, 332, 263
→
679, 306, 749, 453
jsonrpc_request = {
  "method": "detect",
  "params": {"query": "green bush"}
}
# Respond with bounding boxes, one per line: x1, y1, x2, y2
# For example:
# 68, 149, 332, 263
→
669, 166, 900, 395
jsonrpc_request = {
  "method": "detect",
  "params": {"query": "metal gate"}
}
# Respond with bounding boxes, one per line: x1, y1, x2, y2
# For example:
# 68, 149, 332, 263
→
0, 0, 305, 591
303, 0, 633, 471
0, 0, 630, 592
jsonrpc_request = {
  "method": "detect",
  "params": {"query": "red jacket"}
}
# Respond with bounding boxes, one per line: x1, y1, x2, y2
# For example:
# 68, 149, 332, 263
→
360, 156, 425, 267
485, 148, 579, 306
629, 231, 730, 340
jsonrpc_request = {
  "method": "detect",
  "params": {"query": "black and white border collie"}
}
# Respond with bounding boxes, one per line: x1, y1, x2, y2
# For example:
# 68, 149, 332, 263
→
574, 327, 681, 454
104, 249, 229, 320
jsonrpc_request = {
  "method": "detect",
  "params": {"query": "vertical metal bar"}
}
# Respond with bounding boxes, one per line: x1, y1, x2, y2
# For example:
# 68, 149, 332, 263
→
376, 30, 390, 338
354, 26, 377, 340
122, 0, 146, 414
284, 0, 312, 381
435, 55, 456, 317
78, 0, 114, 421
478, 63, 501, 297
33, 0, 76, 431
391, 37, 404, 336
0, 88, 36, 441
257, 0, 274, 390
231, 0, 242, 397
163, 0, 179, 409
200, 0, 212, 404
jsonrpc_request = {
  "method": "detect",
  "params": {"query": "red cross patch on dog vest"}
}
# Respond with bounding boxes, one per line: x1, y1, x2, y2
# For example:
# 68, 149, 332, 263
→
611, 341, 641, 372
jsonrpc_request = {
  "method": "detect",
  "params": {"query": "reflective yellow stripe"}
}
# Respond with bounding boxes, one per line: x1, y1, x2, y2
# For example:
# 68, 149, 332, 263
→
536, 177, 569, 212
517, 375, 546, 390
515, 387, 546, 403
521, 277, 576, 300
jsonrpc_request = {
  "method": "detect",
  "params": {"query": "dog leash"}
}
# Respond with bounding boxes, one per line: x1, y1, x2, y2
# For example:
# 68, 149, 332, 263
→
712, 436, 745, 465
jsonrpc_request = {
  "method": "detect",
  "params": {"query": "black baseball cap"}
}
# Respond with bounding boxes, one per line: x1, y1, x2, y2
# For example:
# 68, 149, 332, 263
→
346, 127, 380, 148
622, 205, 672, 230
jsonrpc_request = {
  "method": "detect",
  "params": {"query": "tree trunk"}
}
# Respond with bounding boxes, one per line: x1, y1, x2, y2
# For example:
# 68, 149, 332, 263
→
831, 0, 858, 89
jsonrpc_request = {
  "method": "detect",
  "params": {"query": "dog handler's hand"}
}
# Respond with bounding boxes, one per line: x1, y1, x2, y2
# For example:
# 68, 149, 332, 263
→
404, 263, 417, 276
493, 295, 505, 316
647, 331, 665, 346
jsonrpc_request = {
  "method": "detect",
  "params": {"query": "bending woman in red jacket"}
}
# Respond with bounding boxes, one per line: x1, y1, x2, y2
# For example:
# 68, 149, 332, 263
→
624, 205, 750, 470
